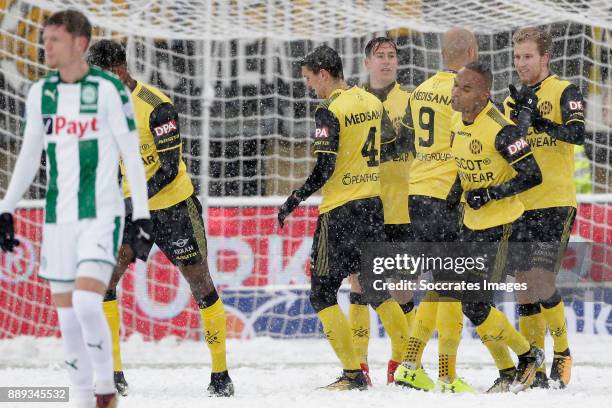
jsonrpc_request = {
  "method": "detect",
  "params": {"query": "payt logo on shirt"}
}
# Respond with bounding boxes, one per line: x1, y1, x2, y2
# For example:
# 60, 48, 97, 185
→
43, 116, 98, 138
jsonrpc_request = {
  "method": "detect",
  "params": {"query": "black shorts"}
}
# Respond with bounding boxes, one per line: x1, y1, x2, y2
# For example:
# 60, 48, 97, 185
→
310, 197, 385, 281
460, 220, 527, 294
409, 195, 463, 281
519, 207, 576, 273
124, 194, 207, 266
385, 223, 415, 243
409, 195, 463, 242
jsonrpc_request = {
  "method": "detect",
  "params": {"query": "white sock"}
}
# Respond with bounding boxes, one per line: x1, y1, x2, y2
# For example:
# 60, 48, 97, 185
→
56, 307, 95, 407
72, 289, 115, 395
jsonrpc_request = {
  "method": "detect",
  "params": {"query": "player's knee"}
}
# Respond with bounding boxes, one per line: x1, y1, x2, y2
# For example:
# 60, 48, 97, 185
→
180, 263, 215, 300
348, 274, 362, 293
77, 261, 114, 288
540, 290, 562, 309
72, 290, 104, 320
117, 243, 135, 265
462, 301, 491, 327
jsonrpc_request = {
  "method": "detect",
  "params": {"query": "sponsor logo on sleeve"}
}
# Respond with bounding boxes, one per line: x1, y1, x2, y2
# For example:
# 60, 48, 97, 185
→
568, 100, 583, 111
507, 138, 529, 156
153, 119, 177, 137
315, 127, 329, 138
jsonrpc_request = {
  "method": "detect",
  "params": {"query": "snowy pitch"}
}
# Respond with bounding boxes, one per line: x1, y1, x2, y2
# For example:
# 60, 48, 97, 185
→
1, 335, 609, 407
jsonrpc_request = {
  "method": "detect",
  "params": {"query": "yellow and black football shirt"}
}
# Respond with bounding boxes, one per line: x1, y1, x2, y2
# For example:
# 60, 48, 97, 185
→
451, 102, 533, 230
364, 81, 413, 225
408, 70, 457, 200
121, 82, 193, 211
503, 75, 585, 210
313, 86, 383, 214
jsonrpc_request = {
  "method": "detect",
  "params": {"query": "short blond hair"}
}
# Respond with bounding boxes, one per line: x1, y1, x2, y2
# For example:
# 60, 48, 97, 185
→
512, 27, 552, 56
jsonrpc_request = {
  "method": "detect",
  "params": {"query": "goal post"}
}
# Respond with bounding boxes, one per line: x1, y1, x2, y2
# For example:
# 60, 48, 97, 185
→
0, 0, 610, 340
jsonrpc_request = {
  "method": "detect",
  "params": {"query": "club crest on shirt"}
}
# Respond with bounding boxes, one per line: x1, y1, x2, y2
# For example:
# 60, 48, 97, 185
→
539, 100, 553, 115
469, 139, 482, 155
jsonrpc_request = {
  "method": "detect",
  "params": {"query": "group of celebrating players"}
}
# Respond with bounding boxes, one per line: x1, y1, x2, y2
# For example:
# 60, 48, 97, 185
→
0, 7, 584, 407
278, 26, 584, 393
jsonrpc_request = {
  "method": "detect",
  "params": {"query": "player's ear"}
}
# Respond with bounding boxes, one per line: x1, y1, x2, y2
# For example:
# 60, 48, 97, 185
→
542, 52, 550, 68
113, 65, 128, 82
469, 46, 478, 63
77, 36, 89, 54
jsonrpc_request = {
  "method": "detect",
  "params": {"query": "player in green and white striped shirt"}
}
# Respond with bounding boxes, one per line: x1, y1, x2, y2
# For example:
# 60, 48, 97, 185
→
0, 9, 151, 408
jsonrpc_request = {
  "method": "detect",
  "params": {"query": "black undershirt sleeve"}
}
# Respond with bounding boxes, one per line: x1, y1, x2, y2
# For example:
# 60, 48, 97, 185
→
536, 84, 585, 145
294, 108, 339, 199
489, 125, 542, 199
398, 99, 416, 157
380, 110, 398, 163
146, 102, 182, 198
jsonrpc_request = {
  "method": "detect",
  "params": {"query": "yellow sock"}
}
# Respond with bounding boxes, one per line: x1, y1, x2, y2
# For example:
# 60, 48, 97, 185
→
476, 307, 530, 356
481, 338, 515, 371
199, 298, 228, 373
436, 300, 463, 380
405, 291, 438, 366
519, 309, 546, 372
541, 300, 569, 353
103, 299, 123, 372
404, 307, 416, 339
375, 299, 410, 363
348, 303, 370, 364
318, 305, 360, 370
519, 312, 546, 348
438, 354, 457, 380
411, 291, 438, 342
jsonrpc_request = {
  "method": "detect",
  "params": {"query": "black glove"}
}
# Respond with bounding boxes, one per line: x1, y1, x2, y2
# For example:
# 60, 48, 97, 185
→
278, 192, 302, 228
465, 188, 493, 210
0, 213, 19, 252
508, 84, 539, 123
508, 84, 539, 114
532, 116, 555, 134
126, 218, 153, 261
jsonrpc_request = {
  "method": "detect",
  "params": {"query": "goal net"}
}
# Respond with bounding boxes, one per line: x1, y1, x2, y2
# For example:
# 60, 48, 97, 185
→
0, 0, 610, 340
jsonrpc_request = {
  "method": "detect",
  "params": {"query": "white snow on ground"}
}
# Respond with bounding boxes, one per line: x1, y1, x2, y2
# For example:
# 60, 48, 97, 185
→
0, 335, 610, 408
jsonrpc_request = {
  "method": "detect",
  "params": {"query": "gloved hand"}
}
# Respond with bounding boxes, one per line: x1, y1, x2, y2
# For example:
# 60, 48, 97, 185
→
532, 115, 555, 134
126, 218, 153, 261
508, 84, 538, 114
465, 188, 493, 210
278, 192, 302, 228
0, 213, 19, 252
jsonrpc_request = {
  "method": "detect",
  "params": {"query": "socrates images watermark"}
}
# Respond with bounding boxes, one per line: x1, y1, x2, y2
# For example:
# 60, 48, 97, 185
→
369, 253, 528, 293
